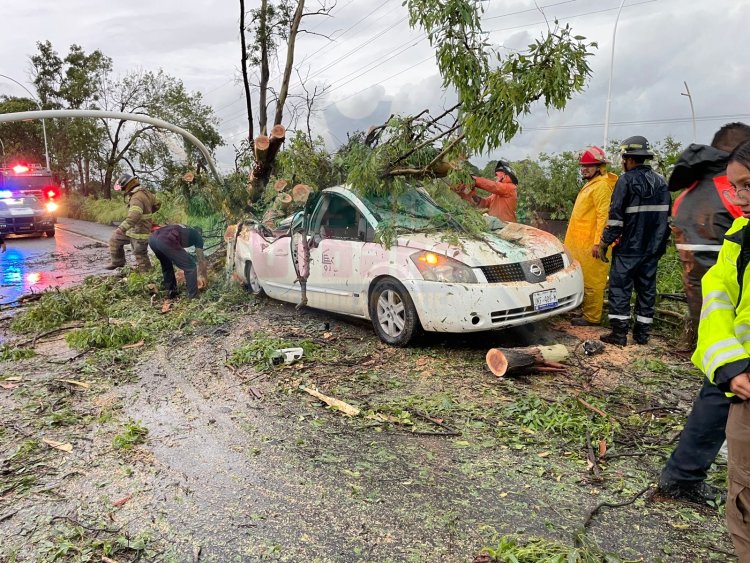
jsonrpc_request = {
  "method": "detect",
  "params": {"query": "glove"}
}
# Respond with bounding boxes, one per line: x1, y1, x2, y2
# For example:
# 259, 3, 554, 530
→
115, 227, 125, 237
197, 276, 208, 290
592, 242, 609, 263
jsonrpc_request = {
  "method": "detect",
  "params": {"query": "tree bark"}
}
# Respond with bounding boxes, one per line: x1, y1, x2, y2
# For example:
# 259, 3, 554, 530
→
258, 0, 270, 135
485, 345, 569, 377
239, 0, 254, 142
274, 0, 305, 126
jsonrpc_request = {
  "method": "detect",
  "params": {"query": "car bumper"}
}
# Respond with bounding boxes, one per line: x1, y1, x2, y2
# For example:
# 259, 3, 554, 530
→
403, 264, 583, 332
0, 217, 55, 235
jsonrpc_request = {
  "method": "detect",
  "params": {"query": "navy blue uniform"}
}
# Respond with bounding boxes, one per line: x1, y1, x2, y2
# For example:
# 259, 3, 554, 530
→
148, 224, 204, 298
600, 165, 671, 332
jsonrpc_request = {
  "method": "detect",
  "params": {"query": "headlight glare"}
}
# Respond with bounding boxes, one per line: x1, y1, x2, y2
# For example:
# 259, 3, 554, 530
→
410, 251, 478, 283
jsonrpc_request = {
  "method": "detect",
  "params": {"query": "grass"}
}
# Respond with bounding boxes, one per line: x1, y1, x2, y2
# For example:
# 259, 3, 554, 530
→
228, 331, 329, 370
479, 534, 623, 563
0, 345, 36, 361
112, 419, 149, 450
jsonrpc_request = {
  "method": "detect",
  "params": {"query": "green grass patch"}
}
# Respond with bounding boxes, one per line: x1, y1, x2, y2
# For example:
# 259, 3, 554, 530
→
66, 322, 149, 350
0, 345, 36, 361
479, 534, 622, 562
112, 420, 149, 450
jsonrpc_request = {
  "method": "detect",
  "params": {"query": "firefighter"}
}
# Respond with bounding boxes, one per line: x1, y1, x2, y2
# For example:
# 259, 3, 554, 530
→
148, 224, 208, 299
455, 159, 518, 222
658, 123, 750, 506
690, 139, 750, 557
596, 136, 671, 346
565, 146, 618, 326
105, 173, 160, 271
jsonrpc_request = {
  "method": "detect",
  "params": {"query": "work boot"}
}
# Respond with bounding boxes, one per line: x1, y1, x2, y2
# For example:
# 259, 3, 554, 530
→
600, 319, 628, 346
632, 321, 652, 345
571, 317, 599, 327
658, 477, 726, 506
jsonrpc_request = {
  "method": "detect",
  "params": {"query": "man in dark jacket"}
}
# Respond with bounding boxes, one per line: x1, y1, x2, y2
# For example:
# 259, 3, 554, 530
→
657, 123, 750, 505
148, 224, 208, 299
596, 136, 671, 346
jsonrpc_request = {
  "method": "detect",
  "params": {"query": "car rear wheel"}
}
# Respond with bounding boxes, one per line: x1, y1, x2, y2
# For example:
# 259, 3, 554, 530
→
45, 229, 55, 238
369, 278, 419, 346
244, 261, 264, 296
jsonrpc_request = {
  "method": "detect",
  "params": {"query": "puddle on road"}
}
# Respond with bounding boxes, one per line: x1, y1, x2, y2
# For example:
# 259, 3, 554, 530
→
0, 232, 110, 306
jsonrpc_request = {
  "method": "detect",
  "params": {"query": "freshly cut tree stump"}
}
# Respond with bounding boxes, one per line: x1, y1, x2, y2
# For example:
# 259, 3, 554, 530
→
486, 344, 569, 377
274, 179, 289, 192
292, 183, 312, 203
254, 135, 270, 162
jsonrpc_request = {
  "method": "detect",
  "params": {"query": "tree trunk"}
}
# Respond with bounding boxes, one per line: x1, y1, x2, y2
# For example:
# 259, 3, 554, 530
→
239, 0, 254, 142
254, 135, 270, 163
292, 183, 311, 203
258, 0, 270, 135
274, 0, 305, 126
485, 345, 569, 377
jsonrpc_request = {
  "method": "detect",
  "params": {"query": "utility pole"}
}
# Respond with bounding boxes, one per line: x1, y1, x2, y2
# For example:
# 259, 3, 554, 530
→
681, 81, 696, 143
603, 0, 627, 152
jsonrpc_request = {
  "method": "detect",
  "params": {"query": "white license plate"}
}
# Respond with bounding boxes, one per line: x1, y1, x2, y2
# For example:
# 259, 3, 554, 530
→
532, 289, 558, 311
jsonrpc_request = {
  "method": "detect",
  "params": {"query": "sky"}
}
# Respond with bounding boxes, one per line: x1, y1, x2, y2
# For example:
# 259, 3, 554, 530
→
0, 0, 748, 172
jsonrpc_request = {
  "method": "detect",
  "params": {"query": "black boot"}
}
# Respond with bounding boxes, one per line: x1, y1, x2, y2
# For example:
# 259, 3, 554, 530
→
633, 321, 652, 345
601, 319, 628, 346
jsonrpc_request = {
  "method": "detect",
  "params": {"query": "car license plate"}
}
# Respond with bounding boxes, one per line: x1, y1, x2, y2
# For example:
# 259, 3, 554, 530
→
532, 289, 558, 311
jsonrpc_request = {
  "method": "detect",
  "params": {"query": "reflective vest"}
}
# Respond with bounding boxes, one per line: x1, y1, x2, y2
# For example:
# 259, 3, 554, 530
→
692, 216, 750, 396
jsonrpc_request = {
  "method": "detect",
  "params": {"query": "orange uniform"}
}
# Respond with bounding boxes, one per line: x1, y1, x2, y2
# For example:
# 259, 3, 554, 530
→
458, 173, 518, 222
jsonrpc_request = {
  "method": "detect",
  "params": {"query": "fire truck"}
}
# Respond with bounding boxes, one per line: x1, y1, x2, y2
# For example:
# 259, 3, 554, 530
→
0, 163, 60, 236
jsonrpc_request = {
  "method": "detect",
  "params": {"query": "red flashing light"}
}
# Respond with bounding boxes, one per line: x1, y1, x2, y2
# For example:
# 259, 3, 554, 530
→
12, 163, 30, 174
47, 189, 56, 198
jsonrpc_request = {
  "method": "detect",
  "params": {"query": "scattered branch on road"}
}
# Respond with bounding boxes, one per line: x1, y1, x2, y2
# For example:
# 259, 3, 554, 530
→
574, 485, 653, 547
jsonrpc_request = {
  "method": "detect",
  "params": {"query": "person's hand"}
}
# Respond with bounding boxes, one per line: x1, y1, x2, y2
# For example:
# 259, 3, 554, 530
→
197, 276, 207, 290
730, 373, 750, 400
592, 242, 609, 263
115, 227, 125, 237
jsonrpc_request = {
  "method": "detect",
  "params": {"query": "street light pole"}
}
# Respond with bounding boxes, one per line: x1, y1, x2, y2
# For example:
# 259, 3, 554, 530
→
603, 0, 627, 152
0, 73, 51, 170
681, 81, 697, 143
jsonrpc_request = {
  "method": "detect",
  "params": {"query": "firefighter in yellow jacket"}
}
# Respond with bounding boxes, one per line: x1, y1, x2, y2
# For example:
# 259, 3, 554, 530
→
564, 147, 618, 326
692, 140, 750, 558
106, 173, 160, 271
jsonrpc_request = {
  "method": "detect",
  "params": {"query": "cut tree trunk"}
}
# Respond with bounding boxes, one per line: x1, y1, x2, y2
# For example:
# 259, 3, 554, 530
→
254, 135, 270, 163
274, 179, 289, 192
267, 124, 286, 164
485, 344, 569, 377
292, 183, 312, 203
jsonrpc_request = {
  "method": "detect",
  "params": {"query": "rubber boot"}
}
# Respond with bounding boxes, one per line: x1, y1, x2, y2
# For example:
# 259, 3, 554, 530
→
601, 319, 628, 346
633, 322, 652, 345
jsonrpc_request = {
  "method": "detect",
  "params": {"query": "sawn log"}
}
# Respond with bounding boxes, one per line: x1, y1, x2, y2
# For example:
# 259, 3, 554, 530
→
485, 344, 569, 377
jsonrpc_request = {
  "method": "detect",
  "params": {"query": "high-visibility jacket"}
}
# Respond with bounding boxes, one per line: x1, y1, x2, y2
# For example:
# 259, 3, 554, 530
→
692, 216, 750, 397
564, 171, 618, 322
473, 174, 518, 223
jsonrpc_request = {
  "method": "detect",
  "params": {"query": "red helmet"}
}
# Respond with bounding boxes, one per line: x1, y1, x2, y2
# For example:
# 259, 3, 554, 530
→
579, 146, 608, 165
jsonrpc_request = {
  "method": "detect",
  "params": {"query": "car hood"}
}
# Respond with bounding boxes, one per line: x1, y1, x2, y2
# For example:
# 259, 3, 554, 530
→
395, 223, 564, 267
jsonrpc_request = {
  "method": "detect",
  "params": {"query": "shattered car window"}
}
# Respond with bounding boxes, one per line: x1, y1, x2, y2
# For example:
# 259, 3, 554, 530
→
361, 189, 456, 230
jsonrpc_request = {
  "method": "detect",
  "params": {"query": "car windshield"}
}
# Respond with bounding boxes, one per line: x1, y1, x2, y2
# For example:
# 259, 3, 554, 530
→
0, 197, 40, 208
361, 188, 457, 231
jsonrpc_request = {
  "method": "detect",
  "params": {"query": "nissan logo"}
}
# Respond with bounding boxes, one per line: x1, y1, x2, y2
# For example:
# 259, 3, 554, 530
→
529, 263, 543, 277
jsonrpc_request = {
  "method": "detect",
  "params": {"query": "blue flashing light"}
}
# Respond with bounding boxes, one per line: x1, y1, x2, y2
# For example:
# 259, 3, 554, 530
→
0, 190, 13, 199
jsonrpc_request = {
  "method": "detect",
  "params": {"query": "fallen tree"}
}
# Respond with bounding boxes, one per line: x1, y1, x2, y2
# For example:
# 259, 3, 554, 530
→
486, 344, 569, 377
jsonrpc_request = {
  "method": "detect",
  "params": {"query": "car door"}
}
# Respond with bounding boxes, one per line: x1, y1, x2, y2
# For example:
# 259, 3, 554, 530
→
304, 193, 367, 315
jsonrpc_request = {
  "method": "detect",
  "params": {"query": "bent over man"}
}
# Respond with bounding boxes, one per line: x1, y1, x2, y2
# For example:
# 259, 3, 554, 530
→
597, 136, 671, 346
565, 146, 618, 326
456, 159, 518, 223
148, 223, 207, 299
106, 173, 160, 271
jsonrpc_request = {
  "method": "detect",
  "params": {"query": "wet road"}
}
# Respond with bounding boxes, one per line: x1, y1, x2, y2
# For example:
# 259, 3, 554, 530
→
0, 222, 112, 306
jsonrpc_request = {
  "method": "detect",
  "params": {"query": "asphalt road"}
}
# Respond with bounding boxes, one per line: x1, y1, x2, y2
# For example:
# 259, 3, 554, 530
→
0, 218, 114, 306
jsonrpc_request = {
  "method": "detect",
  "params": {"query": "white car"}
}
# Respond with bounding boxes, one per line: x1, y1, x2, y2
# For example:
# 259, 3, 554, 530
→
226, 186, 583, 346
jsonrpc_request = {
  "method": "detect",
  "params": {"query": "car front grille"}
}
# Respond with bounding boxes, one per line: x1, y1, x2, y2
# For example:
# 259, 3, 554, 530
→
490, 293, 578, 324
479, 253, 565, 283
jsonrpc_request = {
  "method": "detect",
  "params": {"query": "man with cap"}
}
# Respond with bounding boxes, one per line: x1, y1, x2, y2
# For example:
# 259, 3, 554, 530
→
148, 223, 208, 299
565, 146, 618, 326
455, 159, 518, 223
106, 173, 160, 271
596, 136, 671, 346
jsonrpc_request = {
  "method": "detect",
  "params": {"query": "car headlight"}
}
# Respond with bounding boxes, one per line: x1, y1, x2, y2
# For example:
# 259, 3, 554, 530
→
410, 251, 478, 283
46, 201, 58, 212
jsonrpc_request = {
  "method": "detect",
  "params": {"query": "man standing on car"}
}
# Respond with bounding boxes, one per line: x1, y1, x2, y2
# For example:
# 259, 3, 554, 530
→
106, 173, 160, 272
597, 136, 671, 346
455, 159, 518, 222
148, 223, 208, 299
657, 123, 750, 505
565, 146, 618, 326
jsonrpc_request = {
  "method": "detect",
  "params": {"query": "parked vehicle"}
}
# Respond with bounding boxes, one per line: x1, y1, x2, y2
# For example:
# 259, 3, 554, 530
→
226, 186, 584, 346
0, 162, 61, 216
0, 195, 56, 237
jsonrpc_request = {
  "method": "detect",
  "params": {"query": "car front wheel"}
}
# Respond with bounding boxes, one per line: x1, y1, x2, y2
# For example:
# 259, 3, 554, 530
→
369, 278, 419, 346
244, 261, 264, 296
45, 229, 55, 238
